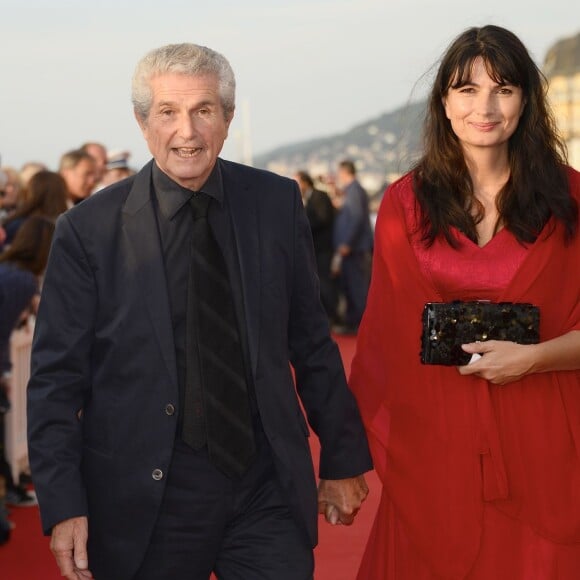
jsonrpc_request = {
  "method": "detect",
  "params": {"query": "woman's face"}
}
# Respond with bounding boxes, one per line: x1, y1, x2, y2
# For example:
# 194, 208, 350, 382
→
442, 57, 525, 156
0, 169, 21, 208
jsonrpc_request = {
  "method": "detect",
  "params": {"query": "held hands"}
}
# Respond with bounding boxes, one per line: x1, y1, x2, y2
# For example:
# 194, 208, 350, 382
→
50, 516, 93, 579
317, 475, 369, 526
458, 340, 536, 385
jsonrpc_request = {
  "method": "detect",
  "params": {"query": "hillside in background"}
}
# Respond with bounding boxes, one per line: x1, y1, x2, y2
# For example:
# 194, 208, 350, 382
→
253, 29, 580, 188
254, 100, 426, 194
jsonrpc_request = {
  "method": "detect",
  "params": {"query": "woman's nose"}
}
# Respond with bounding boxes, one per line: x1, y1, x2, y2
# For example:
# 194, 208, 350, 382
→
474, 91, 496, 116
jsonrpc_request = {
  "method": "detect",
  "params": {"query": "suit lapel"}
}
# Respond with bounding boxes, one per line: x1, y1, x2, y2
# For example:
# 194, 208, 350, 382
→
121, 161, 178, 391
220, 160, 261, 376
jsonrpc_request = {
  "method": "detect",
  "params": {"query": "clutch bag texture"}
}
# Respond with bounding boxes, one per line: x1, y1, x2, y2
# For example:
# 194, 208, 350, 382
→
420, 301, 540, 366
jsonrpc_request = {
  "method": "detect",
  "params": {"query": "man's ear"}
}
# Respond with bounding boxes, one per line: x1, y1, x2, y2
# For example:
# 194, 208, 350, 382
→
225, 107, 235, 136
134, 109, 147, 133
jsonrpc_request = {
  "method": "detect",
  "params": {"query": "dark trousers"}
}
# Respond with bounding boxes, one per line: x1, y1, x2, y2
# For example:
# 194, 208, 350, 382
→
340, 251, 371, 328
134, 433, 313, 580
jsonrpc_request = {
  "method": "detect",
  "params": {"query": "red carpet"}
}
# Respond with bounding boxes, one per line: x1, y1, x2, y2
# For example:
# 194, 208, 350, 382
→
0, 335, 380, 579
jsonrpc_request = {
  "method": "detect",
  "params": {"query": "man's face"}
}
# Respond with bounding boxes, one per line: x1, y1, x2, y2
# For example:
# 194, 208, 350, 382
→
337, 167, 351, 189
62, 159, 97, 201
85, 144, 107, 182
136, 73, 232, 191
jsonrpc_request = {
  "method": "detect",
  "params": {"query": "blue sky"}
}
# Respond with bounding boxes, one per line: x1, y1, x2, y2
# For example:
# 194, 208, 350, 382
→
1, 0, 578, 172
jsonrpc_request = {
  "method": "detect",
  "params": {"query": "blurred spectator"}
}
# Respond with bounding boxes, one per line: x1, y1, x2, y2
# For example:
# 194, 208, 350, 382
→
80, 142, 108, 190
295, 170, 338, 324
1, 170, 68, 248
331, 160, 373, 334
59, 149, 97, 207
0, 216, 55, 511
19, 161, 47, 191
0, 470, 9, 544
99, 149, 135, 189
0, 167, 23, 221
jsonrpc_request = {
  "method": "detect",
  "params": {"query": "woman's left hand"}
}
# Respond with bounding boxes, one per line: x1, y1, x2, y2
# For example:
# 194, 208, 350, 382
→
458, 340, 536, 385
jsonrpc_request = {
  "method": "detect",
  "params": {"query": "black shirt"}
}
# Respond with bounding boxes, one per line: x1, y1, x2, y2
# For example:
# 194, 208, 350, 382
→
151, 160, 257, 432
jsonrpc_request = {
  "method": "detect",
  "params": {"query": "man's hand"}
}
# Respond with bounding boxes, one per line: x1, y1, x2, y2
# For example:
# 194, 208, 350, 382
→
50, 516, 93, 579
317, 475, 369, 526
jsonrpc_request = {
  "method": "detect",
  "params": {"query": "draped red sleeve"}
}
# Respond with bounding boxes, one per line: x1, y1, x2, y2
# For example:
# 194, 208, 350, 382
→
349, 168, 580, 579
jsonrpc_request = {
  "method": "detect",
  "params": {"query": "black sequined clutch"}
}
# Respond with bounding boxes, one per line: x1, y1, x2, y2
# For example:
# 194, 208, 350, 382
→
420, 301, 540, 366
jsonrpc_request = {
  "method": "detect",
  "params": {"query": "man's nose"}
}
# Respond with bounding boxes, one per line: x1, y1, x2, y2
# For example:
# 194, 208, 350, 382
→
178, 114, 199, 139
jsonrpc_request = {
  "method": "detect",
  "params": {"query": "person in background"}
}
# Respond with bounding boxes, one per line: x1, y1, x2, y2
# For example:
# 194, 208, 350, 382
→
294, 170, 337, 324
332, 160, 373, 334
27, 42, 371, 580
19, 162, 48, 190
350, 24, 580, 579
0, 167, 23, 222
99, 149, 135, 188
58, 149, 97, 207
0, 217, 55, 512
80, 142, 108, 191
0, 471, 10, 544
1, 170, 68, 248
0, 170, 7, 247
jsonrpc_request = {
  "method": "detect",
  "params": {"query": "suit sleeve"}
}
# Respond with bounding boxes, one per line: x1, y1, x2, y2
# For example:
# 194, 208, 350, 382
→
287, 183, 372, 479
27, 213, 96, 534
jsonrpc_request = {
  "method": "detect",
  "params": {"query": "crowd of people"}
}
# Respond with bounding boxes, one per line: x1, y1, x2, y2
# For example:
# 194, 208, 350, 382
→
0, 144, 135, 542
0, 23, 579, 580
294, 161, 374, 335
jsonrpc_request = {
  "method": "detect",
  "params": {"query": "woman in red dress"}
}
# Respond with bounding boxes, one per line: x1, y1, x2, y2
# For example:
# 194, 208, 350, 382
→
350, 25, 580, 579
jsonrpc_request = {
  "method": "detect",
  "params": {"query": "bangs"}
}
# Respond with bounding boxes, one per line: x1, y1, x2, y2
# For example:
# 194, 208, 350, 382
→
447, 52, 523, 90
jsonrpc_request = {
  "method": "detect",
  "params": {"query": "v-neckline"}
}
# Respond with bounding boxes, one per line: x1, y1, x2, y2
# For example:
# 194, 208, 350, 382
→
452, 225, 510, 251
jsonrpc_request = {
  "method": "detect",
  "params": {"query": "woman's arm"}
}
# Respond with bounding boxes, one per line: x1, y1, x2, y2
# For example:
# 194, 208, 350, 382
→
459, 330, 580, 385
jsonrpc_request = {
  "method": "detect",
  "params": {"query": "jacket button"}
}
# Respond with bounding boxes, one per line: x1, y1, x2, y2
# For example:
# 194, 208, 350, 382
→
152, 469, 163, 481
165, 403, 175, 416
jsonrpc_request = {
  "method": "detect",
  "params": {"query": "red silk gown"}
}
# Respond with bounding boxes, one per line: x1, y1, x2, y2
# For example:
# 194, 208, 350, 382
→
350, 168, 580, 579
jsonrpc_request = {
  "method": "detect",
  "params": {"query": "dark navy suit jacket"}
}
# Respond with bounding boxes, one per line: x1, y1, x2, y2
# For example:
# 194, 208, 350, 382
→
27, 159, 372, 580
333, 178, 373, 253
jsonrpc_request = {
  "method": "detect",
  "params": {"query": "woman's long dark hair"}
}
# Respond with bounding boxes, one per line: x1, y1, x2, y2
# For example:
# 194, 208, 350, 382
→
3, 170, 67, 226
0, 215, 55, 276
413, 25, 578, 246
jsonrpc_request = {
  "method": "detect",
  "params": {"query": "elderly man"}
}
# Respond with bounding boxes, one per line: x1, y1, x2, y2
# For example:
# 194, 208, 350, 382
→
28, 43, 372, 580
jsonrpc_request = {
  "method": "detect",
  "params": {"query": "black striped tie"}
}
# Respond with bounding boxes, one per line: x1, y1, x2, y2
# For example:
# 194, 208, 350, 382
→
181, 192, 256, 478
